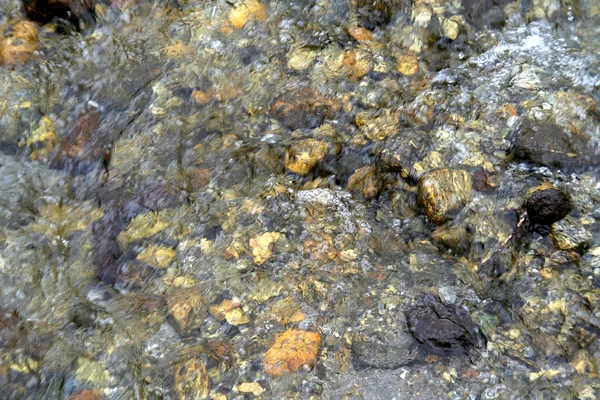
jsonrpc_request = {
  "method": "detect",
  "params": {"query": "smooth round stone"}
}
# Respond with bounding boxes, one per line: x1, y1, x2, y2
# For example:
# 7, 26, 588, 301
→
417, 168, 473, 224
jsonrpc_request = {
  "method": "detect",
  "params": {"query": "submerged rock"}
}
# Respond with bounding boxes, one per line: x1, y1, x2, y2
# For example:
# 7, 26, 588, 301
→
378, 129, 431, 173
432, 224, 472, 255
351, 325, 417, 369
284, 139, 330, 176
263, 329, 321, 376
346, 166, 382, 198
406, 296, 479, 355
551, 217, 593, 251
22, 0, 96, 29
353, 0, 407, 30
524, 182, 572, 225
511, 120, 599, 171
270, 87, 339, 130
0, 20, 40, 66
166, 287, 207, 336
417, 168, 473, 224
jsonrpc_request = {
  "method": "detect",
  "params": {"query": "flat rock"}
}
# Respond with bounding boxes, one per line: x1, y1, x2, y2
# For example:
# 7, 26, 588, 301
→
270, 87, 339, 130
352, 328, 417, 370
406, 296, 479, 355
511, 120, 599, 171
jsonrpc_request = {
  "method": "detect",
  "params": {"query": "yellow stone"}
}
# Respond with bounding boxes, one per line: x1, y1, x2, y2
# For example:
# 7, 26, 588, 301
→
417, 169, 473, 224
342, 49, 371, 81
249, 232, 282, 264
170, 275, 199, 288
209, 299, 250, 325
442, 18, 460, 40
547, 299, 566, 314
284, 139, 329, 176
28, 116, 57, 160
117, 211, 171, 249
229, 0, 266, 29
237, 382, 265, 396
75, 358, 109, 385
137, 246, 176, 269
174, 358, 209, 400
192, 89, 212, 105
30, 202, 103, 238
162, 41, 186, 58
287, 47, 319, 70
396, 54, 419, 76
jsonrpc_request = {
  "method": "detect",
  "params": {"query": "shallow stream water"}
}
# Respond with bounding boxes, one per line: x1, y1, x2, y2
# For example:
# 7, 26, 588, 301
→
1, 0, 600, 399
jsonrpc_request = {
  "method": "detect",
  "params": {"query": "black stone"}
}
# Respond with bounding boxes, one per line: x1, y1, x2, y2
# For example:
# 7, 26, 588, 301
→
406, 296, 479, 355
524, 186, 572, 225
511, 120, 599, 171
22, 0, 96, 30
462, 0, 513, 29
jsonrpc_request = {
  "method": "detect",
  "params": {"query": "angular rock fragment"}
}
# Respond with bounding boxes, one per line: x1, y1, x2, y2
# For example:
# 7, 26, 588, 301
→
551, 217, 592, 251
417, 168, 473, 224
524, 182, 572, 225
406, 296, 479, 355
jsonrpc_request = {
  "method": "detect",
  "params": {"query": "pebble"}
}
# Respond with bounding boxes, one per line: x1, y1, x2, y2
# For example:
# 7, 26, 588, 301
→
0, 20, 40, 66
524, 182, 572, 225
417, 168, 473, 224
284, 139, 329, 176
263, 329, 321, 376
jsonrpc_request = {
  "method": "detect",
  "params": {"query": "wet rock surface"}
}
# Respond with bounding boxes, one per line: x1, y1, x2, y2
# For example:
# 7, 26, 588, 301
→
406, 296, 480, 355
524, 182, 573, 225
22, 0, 95, 29
1, 0, 600, 398
417, 168, 473, 224
512, 120, 600, 171
351, 323, 418, 369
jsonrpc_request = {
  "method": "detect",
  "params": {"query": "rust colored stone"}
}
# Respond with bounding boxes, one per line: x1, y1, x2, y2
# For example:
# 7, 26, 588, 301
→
264, 329, 321, 376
